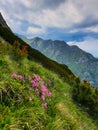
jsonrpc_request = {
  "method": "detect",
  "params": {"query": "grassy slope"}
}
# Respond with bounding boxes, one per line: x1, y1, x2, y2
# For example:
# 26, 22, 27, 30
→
0, 27, 73, 82
0, 38, 98, 130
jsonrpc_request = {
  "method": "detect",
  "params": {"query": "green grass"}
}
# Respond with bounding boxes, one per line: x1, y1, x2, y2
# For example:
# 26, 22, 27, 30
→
0, 27, 74, 83
0, 37, 98, 130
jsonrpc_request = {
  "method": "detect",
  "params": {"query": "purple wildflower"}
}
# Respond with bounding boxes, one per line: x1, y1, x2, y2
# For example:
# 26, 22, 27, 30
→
11, 73, 17, 78
17, 75, 23, 79
42, 103, 47, 109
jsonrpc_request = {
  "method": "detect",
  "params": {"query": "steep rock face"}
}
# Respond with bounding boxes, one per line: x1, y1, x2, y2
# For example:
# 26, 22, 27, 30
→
20, 37, 98, 87
0, 12, 10, 29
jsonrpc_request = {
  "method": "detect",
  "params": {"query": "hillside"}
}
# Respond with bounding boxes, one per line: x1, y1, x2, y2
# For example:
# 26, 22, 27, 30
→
0, 13, 98, 129
21, 37, 98, 87
0, 37, 98, 130
0, 27, 74, 83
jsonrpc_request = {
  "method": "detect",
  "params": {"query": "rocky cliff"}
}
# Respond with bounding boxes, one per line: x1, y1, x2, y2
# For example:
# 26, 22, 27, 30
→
0, 12, 10, 30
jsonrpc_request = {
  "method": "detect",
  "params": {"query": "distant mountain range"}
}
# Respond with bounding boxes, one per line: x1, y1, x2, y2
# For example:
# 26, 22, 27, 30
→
20, 36, 98, 87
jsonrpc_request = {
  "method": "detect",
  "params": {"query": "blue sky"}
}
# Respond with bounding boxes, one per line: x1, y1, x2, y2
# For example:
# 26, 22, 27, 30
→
0, 0, 98, 57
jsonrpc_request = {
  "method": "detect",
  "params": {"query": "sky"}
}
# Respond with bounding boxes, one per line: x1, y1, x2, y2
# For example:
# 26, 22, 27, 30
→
0, 0, 98, 57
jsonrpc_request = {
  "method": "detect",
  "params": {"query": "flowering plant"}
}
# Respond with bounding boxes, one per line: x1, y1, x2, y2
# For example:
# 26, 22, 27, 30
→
11, 73, 52, 109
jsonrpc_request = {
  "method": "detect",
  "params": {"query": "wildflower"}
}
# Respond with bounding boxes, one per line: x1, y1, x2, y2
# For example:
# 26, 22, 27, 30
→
20, 45, 28, 55
32, 74, 41, 81
47, 91, 52, 97
41, 91, 46, 96
11, 73, 52, 102
41, 95, 45, 101
42, 103, 47, 109
31, 80, 39, 87
41, 85, 52, 97
17, 75, 23, 79
11, 73, 17, 78
41, 85, 47, 92
36, 91, 40, 95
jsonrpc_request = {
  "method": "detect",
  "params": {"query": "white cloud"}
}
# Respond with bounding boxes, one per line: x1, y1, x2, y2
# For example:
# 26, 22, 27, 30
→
27, 26, 45, 35
72, 0, 98, 18
86, 25, 98, 33
21, 0, 84, 29
68, 37, 98, 57
0, 0, 98, 36
1, 0, 98, 30
19, 0, 34, 8
69, 25, 98, 33
1, 0, 98, 58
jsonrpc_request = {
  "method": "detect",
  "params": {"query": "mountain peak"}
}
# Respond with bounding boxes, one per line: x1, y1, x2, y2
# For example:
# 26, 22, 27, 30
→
0, 12, 10, 30
33, 37, 43, 41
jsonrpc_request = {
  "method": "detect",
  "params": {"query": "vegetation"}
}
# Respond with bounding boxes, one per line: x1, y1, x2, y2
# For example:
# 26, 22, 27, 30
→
0, 27, 73, 82
72, 78, 98, 119
0, 27, 98, 129
0, 37, 98, 130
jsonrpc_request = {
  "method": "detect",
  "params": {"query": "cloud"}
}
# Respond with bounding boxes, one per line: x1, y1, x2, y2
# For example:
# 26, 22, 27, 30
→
1, 0, 98, 57
0, 0, 98, 32
27, 26, 45, 35
18, 0, 66, 10
68, 37, 98, 57
39, 0, 66, 9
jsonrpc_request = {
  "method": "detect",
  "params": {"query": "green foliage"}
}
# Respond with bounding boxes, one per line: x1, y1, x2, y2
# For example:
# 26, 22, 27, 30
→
0, 28, 98, 129
0, 27, 73, 82
10, 40, 28, 65
72, 78, 98, 119
0, 59, 7, 67
0, 37, 11, 56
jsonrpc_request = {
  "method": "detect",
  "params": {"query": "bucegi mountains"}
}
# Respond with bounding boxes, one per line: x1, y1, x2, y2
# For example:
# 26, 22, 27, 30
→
20, 36, 98, 87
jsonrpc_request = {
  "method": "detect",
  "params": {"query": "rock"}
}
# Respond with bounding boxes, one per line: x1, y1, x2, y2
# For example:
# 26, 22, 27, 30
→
0, 12, 10, 30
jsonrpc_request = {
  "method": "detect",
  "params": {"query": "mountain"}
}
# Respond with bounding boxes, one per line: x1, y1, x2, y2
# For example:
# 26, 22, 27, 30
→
20, 36, 98, 87
0, 13, 98, 129
16, 33, 32, 44
0, 12, 11, 30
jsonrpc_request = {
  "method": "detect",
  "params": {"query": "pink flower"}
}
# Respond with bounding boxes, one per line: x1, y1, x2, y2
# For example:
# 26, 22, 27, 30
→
35, 88, 39, 95
11, 73, 17, 78
32, 74, 41, 81
41, 85, 47, 92
41, 95, 45, 101
41, 92, 46, 96
42, 103, 47, 109
17, 75, 23, 79
47, 91, 52, 97
41, 85, 52, 97
31, 80, 38, 87
36, 91, 40, 95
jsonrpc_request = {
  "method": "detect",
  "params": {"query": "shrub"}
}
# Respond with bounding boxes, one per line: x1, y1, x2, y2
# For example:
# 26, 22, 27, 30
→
11, 40, 28, 64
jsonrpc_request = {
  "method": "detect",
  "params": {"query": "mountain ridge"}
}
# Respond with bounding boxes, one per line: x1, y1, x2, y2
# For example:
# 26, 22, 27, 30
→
20, 36, 98, 86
